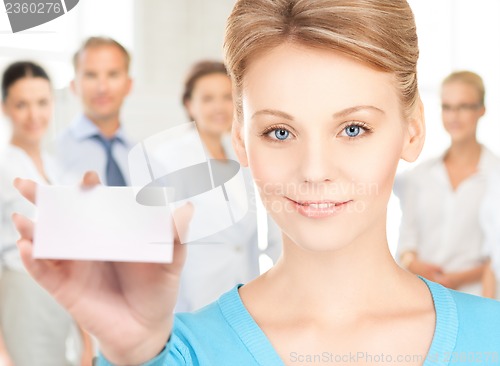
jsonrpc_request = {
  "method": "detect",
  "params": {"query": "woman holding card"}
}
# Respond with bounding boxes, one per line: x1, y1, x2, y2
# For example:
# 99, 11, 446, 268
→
12, 0, 500, 365
0, 62, 91, 366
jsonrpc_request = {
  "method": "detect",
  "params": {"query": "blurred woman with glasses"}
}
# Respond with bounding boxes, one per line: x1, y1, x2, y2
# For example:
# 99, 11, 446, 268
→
395, 71, 499, 297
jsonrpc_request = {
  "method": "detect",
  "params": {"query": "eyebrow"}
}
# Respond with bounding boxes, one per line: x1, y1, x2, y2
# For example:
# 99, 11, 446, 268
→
332, 105, 385, 118
251, 105, 385, 121
251, 109, 294, 120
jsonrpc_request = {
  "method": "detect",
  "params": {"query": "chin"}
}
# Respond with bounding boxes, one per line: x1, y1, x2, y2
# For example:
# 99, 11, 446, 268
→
24, 131, 45, 142
284, 230, 352, 254
210, 125, 231, 135
278, 214, 351, 250
450, 133, 471, 144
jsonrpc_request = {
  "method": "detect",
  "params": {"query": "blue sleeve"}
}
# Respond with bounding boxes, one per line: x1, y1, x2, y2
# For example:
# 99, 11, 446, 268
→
96, 333, 195, 366
452, 290, 500, 353
96, 343, 171, 366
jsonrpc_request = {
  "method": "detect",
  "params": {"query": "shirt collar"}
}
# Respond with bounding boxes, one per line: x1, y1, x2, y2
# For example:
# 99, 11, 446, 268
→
437, 145, 496, 176
69, 114, 130, 146
477, 146, 498, 173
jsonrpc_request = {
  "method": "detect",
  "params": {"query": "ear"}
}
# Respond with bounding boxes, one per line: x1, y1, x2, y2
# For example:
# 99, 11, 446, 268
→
125, 77, 133, 96
478, 105, 486, 118
401, 97, 426, 163
231, 118, 249, 167
184, 100, 194, 121
70, 79, 77, 95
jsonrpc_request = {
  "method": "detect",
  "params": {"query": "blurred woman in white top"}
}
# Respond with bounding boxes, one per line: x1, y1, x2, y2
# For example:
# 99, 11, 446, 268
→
395, 71, 499, 296
480, 169, 500, 299
0, 61, 91, 365
174, 61, 281, 312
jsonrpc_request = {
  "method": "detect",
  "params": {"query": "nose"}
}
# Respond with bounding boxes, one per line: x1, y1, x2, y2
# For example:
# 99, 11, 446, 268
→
96, 76, 110, 93
215, 97, 232, 112
443, 108, 460, 118
299, 137, 335, 183
26, 104, 37, 123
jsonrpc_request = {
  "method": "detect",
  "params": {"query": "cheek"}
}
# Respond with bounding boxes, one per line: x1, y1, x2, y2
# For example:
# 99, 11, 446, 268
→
81, 85, 94, 98
10, 109, 27, 125
246, 141, 296, 194
224, 100, 234, 111
190, 102, 207, 118
467, 116, 480, 127
342, 136, 402, 207
115, 80, 130, 95
40, 109, 52, 125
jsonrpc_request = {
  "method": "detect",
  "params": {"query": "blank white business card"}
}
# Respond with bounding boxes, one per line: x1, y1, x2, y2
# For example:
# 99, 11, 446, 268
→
33, 185, 174, 263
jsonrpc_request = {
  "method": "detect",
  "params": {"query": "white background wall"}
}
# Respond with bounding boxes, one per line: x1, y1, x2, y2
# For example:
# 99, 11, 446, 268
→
1, 0, 499, 255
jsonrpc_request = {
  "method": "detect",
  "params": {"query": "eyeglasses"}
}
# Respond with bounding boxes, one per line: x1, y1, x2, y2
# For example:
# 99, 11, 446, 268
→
442, 103, 482, 113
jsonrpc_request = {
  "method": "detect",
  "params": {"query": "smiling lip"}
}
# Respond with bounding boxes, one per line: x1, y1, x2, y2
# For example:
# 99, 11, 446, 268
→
286, 198, 352, 218
93, 97, 112, 105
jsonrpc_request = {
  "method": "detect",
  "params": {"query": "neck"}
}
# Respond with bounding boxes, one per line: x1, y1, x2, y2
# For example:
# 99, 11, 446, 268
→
86, 113, 120, 138
446, 138, 481, 164
265, 215, 406, 317
10, 136, 41, 159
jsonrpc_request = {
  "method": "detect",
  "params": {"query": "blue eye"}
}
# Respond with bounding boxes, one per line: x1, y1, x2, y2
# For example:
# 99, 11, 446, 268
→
340, 122, 371, 139
345, 125, 361, 137
273, 129, 289, 140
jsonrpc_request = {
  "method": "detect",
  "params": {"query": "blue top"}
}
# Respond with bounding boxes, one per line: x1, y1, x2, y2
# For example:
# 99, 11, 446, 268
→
98, 278, 500, 365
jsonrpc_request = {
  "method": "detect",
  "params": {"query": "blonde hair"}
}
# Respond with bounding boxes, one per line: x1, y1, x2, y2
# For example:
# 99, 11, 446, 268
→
73, 36, 131, 71
442, 71, 485, 106
224, 0, 419, 121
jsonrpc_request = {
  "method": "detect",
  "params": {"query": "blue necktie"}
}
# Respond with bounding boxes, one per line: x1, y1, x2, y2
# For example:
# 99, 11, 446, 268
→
93, 135, 127, 186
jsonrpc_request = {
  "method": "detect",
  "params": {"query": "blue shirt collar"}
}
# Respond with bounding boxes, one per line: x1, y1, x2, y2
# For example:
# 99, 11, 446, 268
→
69, 114, 130, 146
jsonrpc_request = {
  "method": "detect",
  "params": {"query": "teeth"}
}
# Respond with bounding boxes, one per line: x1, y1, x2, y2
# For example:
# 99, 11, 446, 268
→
308, 203, 332, 209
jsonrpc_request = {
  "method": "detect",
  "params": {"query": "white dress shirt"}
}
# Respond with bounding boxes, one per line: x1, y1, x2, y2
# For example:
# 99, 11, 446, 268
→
479, 169, 500, 297
394, 146, 500, 296
0, 144, 61, 271
55, 115, 133, 185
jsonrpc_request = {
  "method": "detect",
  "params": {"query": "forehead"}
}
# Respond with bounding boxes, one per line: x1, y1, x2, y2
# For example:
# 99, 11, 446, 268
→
241, 44, 399, 118
8, 77, 51, 99
193, 73, 231, 90
76, 45, 128, 70
441, 81, 480, 102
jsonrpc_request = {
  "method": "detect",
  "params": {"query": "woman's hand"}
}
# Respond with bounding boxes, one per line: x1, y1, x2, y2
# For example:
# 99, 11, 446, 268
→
0, 331, 13, 366
0, 353, 14, 366
0, 344, 14, 366
13, 172, 193, 365
407, 258, 443, 282
78, 325, 95, 366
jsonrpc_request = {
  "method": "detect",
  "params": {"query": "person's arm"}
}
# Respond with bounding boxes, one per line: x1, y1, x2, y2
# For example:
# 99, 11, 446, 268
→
401, 250, 443, 281
478, 173, 498, 298
482, 261, 496, 299
12, 174, 193, 365
394, 173, 421, 264
433, 262, 486, 290
78, 324, 95, 366
0, 331, 14, 366
395, 173, 443, 280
